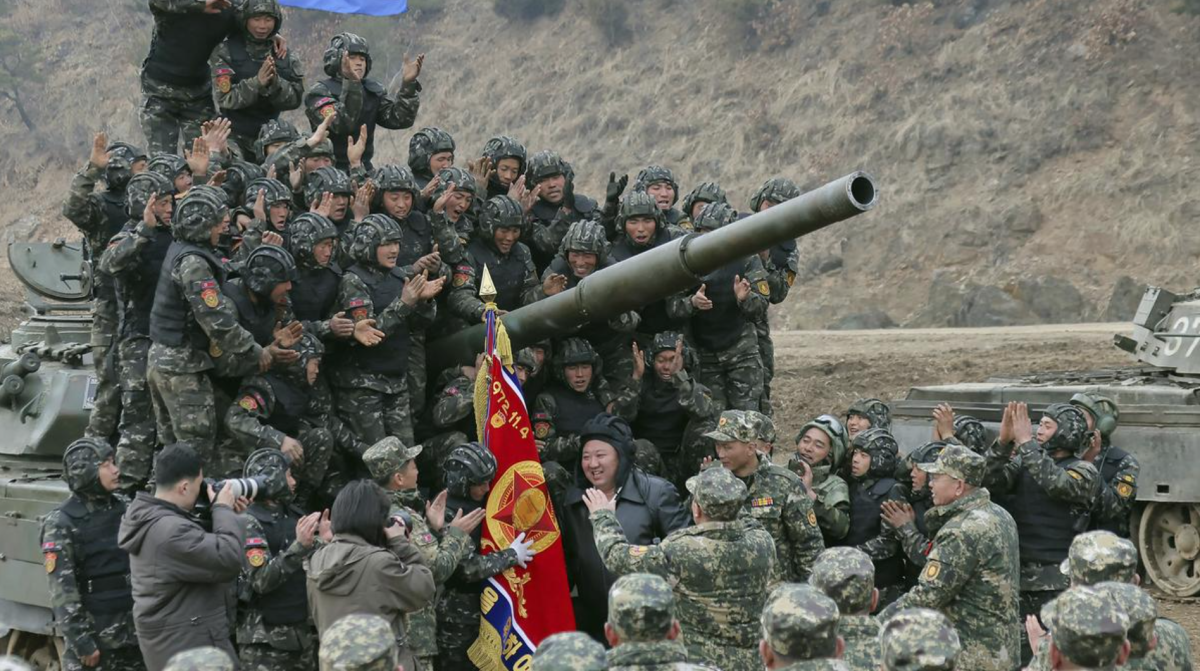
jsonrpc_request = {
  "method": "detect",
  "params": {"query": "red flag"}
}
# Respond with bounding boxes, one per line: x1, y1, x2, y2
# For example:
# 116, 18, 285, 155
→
468, 312, 575, 669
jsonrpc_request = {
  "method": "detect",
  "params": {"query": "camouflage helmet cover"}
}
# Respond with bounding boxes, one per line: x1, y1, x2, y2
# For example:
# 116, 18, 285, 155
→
318, 613, 397, 671
238, 0, 282, 39
951, 414, 988, 453
1042, 403, 1092, 458
173, 188, 229, 243
104, 141, 145, 190
749, 176, 802, 212
443, 442, 497, 497
62, 437, 115, 494
481, 135, 527, 172
1061, 530, 1138, 586
147, 153, 190, 182
288, 212, 338, 268
681, 180, 727, 217
692, 201, 738, 232
760, 583, 841, 660
617, 189, 664, 240
372, 164, 420, 198
163, 646, 235, 671
243, 177, 292, 210
408, 127, 456, 178
880, 608, 962, 671
810, 546, 875, 614
242, 244, 297, 297
221, 160, 266, 206
560, 219, 608, 260
479, 195, 525, 239
125, 171, 174, 219
1041, 586, 1129, 668
525, 150, 569, 185
304, 166, 353, 208
533, 632, 606, 671
351, 214, 403, 266
254, 118, 300, 162
322, 32, 372, 79
555, 337, 598, 368
684, 465, 747, 521
633, 164, 679, 206
243, 448, 291, 501
847, 397, 891, 431
608, 573, 676, 642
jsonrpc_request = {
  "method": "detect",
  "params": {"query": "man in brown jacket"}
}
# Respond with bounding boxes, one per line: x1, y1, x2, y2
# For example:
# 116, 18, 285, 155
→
307, 480, 436, 671
117, 443, 248, 671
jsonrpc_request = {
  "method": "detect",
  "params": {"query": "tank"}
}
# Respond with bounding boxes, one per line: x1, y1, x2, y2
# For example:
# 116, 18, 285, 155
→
890, 286, 1200, 597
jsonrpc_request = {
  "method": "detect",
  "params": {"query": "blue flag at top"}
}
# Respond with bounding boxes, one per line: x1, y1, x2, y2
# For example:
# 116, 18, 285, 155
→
279, 0, 407, 15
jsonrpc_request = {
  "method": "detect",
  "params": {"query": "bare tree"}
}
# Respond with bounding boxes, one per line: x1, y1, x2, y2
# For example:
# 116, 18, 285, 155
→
0, 0, 41, 131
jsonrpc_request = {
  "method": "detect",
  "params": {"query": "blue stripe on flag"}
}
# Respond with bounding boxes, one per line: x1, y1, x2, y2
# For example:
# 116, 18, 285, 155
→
279, 0, 407, 15
477, 577, 538, 668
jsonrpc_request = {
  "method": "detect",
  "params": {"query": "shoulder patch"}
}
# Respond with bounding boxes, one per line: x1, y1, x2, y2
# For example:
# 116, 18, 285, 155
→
1116, 482, 1134, 498
756, 280, 770, 296
453, 272, 468, 288
628, 545, 649, 557
1067, 469, 1083, 480
923, 560, 942, 581
246, 547, 267, 568
319, 103, 337, 120
200, 285, 219, 308
534, 421, 550, 440
238, 395, 259, 412
807, 509, 818, 527
44, 552, 57, 573
216, 74, 232, 94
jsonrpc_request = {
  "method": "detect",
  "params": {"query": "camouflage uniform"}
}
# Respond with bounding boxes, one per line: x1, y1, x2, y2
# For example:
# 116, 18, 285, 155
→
606, 573, 716, 671
882, 446, 1021, 671
879, 441, 948, 579
523, 151, 600, 273
759, 583, 851, 671
591, 466, 775, 671
879, 608, 961, 671
422, 367, 476, 491
748, 177, 803, 416
678, 182, 727, 229
533, 338, 619, 467
1069, 393, 1139, 538
704, 412, 823, 583
317, 613, 399, 671
163, 647, 235, 671
533, 632, 608, 671
808, 548, 879, 671
448, 196, 541, 323
40, 439, 143, 671
787, 417, 851, 543
1039, 586, 1128, 669
211, 0, 305, 159
361, 437, 474, 671
844, 428, 907, 608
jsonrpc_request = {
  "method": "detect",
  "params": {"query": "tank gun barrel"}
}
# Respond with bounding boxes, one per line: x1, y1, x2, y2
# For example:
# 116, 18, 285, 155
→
1, 352, 41, 380
430, 171, 878, 369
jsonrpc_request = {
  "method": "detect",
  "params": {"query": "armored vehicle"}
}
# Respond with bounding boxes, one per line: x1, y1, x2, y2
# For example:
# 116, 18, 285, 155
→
891, 286, 1200, 597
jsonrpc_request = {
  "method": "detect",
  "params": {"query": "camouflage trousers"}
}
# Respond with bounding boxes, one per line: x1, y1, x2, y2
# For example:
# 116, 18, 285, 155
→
598, 338, 636, 391
239, 642, 317, 671
697, 326, 764, 412
756, 321, 775, 416
436, 590, 483, 671
686, 638, 759, 671
418, 430, 468, 494
85, 299, 122, 440
146, 361, 217, 461
115, 337, 156, 490
291, 422, 335, 507
409, 333, 428, 419
63, 645, 145, 671
139, 73, 215, 156
335, 385, 414, 450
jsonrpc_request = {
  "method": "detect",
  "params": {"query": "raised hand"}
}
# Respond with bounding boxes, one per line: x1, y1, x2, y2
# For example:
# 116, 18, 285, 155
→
425, 490, 448, 532
542, 273, 568, 297
1013, 402, 1033, 445
253, 188, 267, 222
631, 342, 644, 381
605, 172, 628, 203
402, 53, 425, 83
89, 131, 110, 170
582, 488, 616, 514
449, 507, 487, 535
431, 182, 457, 215
203, 118, 232, 155
351, 178, 375, 220
310, 192, 334, 218
274, 321, 304, 348
318, 509, 333, 542
932, 403, 955, 440
143, 193, 160, 228
420, 175, 441, 201
307, 114, 334, 148
668, 338, 685, 376
733, 274, 752, 302
691, 284, 712, 310
347, 124, 369, 168
296, 511, 319, 548
468, 157, 494, 188
185, 136, 210, 177
273, 34, 288, 59
257, 55, 276, 87
281, 436, 304, 466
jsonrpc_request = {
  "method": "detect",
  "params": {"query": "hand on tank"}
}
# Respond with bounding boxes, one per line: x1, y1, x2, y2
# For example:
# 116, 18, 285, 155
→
143, 193, 160, 228
690, 284, 712, 311
203, 0, 231, 14
281, 436, 304, 466
1012, 402, 1033, 445
351, 177, 374, 220
296, 511, 320, 548
880, 500, 915, 528
631, 342, 645, 381
252, 189, 268, 222
431, 182, 456, 215
402, 53, 425, 83
257, 55, 276, 87
307, 115, 334, 149
542, 273, 568, 297
605, 172, 628, 204
347, 125, 369, 169
468, 157, 494, 188
352, 318, 384, 346
310, 192, 335, 218
932, 403, 955, 441
733, 275, 752, 302
328, 311, 355, 338
583, 488, 616, 514
88, 131, 111, 171
81, 650, 101, 667
184, 136, 210, 178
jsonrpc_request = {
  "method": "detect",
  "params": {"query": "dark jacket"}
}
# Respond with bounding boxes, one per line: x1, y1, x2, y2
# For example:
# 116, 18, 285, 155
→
561, 439, 690, 642
117, 493, 246, 671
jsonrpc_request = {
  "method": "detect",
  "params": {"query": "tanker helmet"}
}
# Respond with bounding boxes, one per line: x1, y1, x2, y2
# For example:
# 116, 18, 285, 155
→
443, 442, 497, 498
749, 176, 802, 212
850, 427, 900, 479
62, 437, 115, 494
254, 118, 300, 162
407, 127, 456, 177
514, 347, 539, 374
617, 190, 663, 232
951, 415, 988, 453
481, 135, 527, 173
147, 154, 190, 183
289, 212, 339, 266
372, 164, 420, 198
1069, 392, 1119, 437
907, 441, 949, 466
221, 161, 266, 206
304, 166, 353, 209
239, 0, 283, 39
847, 398, 891, 431
243, 177, 292, 210
560, 220, 608, 259
125, 171, 174, 219
633, 164, 679, 206
692, 201, 738, 232
243, 244, 297, 297
681, 181, 727, 218
525, 150, 569, 185
480, 195, 525, 239
174, 189, 229, 243
351, 214, 403, 266
557, 337, 598, 368
244, 448, 291, 501
105, 141, 146, 190
322, 32, 372, 79
432, 166, 477, 198
1042, 403, 1092, 458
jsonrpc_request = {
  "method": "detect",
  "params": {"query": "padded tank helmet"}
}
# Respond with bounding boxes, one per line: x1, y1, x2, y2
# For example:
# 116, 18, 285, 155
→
681, 181, 727, 219
174, 188, 229, 243
481, 135, 527, 173
431, 166, 477, 198
372, 164, 420, 199
556, 337, 599, 368
304, 166, 353, 209
793, 414, 849, 470
243, 177, 292, 211
632, 165, 679, 206
302, 138, 335, 160
147, 154, 190, 183
560, 220, 608, 259
479, 195, 525, 239
443, 442, 497, 498
847, 398, 891, 432
850, 427, 900, 479
125, 171, 174, 219
907, 440, 949, 468
514, 347, 539, 374
1069, 392, 1120, 438
617, 190, 663, 234
351, 214, 403, 266
288, 212, 338, 267
407, 127, 456, 178
952, 415, 987, 453
645, 330, 694, 371
525, 150, 570, 186
105, 141, 146, 190
238, 0, 283, 40
692, 202, 738, 232
221, 161, 266, 206
62, 437, 115, 495
254, 118, 301, 163
243, 244, 297, 297
244, 448, 291, 501
749, 177, 802, 213
1042, 403, 1092, 458
322, 32, 372, 79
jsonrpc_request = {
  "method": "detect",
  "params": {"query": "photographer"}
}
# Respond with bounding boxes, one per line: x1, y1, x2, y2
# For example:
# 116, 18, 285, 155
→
118, 443, 248, 671
307, 480, 435, 671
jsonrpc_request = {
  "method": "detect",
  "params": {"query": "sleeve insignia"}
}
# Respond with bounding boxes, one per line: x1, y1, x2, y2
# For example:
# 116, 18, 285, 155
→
807, 509, 818, 527
216, 75, 231, 94
750, 496, 774, 508
446, 386, 460, 396
1116, 482, 1133, 498
629, 545, 648, 557
351, 308, 369, 321
786, 270, 796, 287
347, 298, 365, 307
200, 287, 220, 308
1119, 474, 1135, 484
209, 342, 223, 358
923, 560, 941, 581
534, 421, 550, 439
452, 273, 469, 287
246, 548, 267, 568
319, 104, 337, 120
42, 541, 60, 551
756, 280, 771, 296
1067, 470, 1083, 480
238, 396, 259, 412
44, 553, 57, 573
246, 537, 268, 547
214, 67, 234, 77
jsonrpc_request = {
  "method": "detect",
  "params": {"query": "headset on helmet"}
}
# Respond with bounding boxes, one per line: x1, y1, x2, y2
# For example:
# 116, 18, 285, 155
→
479, 195, 525, 240
632, 165, 680, 207
749, 177, 802, 213
1069, 392, 1119, 438
322, 32, 372, 79
62, 437, 115, 494
244, 448, 291, 501
681, 181, 727, 218
407, 127, 456, 178
850, 427, 900, 479
443, 442, 497, 498
793, 414, 849, 470
244, 245, 297, 297
304, 166, 353, 209
244, 177, 293, 211
351, 214, 403, 266
847, 398, 892, 431
692, 202, 738, 232
951, 415, 987, 453
125, 171, 174, 219
1042, 403, 1092, 458
174, 189, 229, 244
481, 135, 527, 173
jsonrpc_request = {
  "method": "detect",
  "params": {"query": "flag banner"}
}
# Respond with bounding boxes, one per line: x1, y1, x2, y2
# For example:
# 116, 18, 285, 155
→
278, 0, 407, 16
468, 309, 575, 670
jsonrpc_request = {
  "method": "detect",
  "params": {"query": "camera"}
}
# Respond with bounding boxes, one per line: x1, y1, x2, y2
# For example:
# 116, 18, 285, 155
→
387, 509, 413, 536
193, 475, 268, 523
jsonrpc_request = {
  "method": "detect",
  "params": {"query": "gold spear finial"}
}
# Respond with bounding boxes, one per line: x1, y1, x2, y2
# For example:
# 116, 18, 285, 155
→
479, 264, 498, 306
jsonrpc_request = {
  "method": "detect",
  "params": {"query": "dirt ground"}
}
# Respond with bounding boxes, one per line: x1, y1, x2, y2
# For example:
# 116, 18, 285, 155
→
767, 322, 1199, 645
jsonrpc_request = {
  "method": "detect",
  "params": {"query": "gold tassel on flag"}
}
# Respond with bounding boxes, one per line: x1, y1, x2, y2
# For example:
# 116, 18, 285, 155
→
473, 265, 512, 442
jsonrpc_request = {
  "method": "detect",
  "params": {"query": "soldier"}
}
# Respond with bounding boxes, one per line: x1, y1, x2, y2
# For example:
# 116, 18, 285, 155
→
140, 0, 237, 155
667, 202, 770, 411
304, 167, 355, 246
951, 414, 989, 453
1092, 583, 1160, 671
747, 177, 802, 414
287, 213, 349, 341
64, 134, 148, 442
609, 191, 684, 343
519, 150, 599, 272
605, 573, 716, 671
615, 332, 719, 494
984, 401, 1099, 664
420, 358, 482, 492
808, 547, 879, 671
678, 182, 726, 227
532, 337, 616, 467
1038, 586, 1130, 670
706, 409, 824, 583
101, 171, 175, 490
844, 428, 906, 607
425, 167, 478, 264
878, 441, 950, 581
239, 178, 294, 251
407, 127, 455, 198
213, 244, 301, 386
362, 436, 483, 671
370, 164, 457, 280
633, 165, 688, 229
211, 0, 304, 159
757, 583, 849, 671
533, 632, 608, 671
317, 613, 399, 671
236, 449, 328, 670
304, 33, 424, 172
164, 648, 235, 671
147, 187, 285, 459
481, 135, 527, 199
438, 443, 535, 669
879, 608, 961, 671
1069, 392, 1138, 537
788, 416, 851, 544
882, 445, 1020, 671
40, 438, 142, 671
449, 195, 541, 325
586, 464, 775, 671
334, 214, 444, 450
845, 398, 890, 440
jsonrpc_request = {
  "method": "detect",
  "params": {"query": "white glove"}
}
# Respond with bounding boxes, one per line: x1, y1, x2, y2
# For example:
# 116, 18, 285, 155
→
511, 532, 536, 568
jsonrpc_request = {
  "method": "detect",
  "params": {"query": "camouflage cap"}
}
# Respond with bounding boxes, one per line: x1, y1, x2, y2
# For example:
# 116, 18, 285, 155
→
1061, 530, 1138, 586
919, 444, 986, 487
163, 646, 235, 671
685, 465, 748, 521
0, 656, 32, 671
362, 436, 423, 480
809, 547, 875, 614
532, 631, 607, 671
703, 409, 757, 443
880, 608, 962, 671
1095, 582, 1157, 655
608, 573, 676, 642
318, 613, 398, 671
745, 410, 777, 444
1042, 586, 1129, 668
761, 583, 840, 660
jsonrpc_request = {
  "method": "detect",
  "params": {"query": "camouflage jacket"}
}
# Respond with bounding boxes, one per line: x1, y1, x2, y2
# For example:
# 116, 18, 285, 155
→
839, 614, 881, 671
429, 369, 475, 431
425, 211, 470, 267
985, 439, 1100, 509
609, 370, 720, 435
1090, 443, 1139, 534
738, 454, 824, 583
888, 490, 935, 570
236, 503, 318, 650
607, 640, 719, 671
775, 662, 852, 671
331, 267, 436, 392
525, 197, 600, 269
447, 244, 541, 325
1032, 616, 1192, 671
61, 163, 123, 256
40, 494, 138, 658
786, 457, 850, 544
532, 380, 617, 465
591, 510, 775, 670
224, 373, 319, 452
303, 77, 421, 144
665, 255, 771, 325
211, 38, 304, 127
882, 488, 1021, 671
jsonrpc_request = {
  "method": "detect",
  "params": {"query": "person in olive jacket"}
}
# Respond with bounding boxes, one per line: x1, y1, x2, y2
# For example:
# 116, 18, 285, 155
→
560, 413, 690, 643
117, 443, 249, 671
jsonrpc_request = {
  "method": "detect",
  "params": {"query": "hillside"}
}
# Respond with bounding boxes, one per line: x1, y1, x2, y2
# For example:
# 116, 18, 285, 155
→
0, 0, 1198, 333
